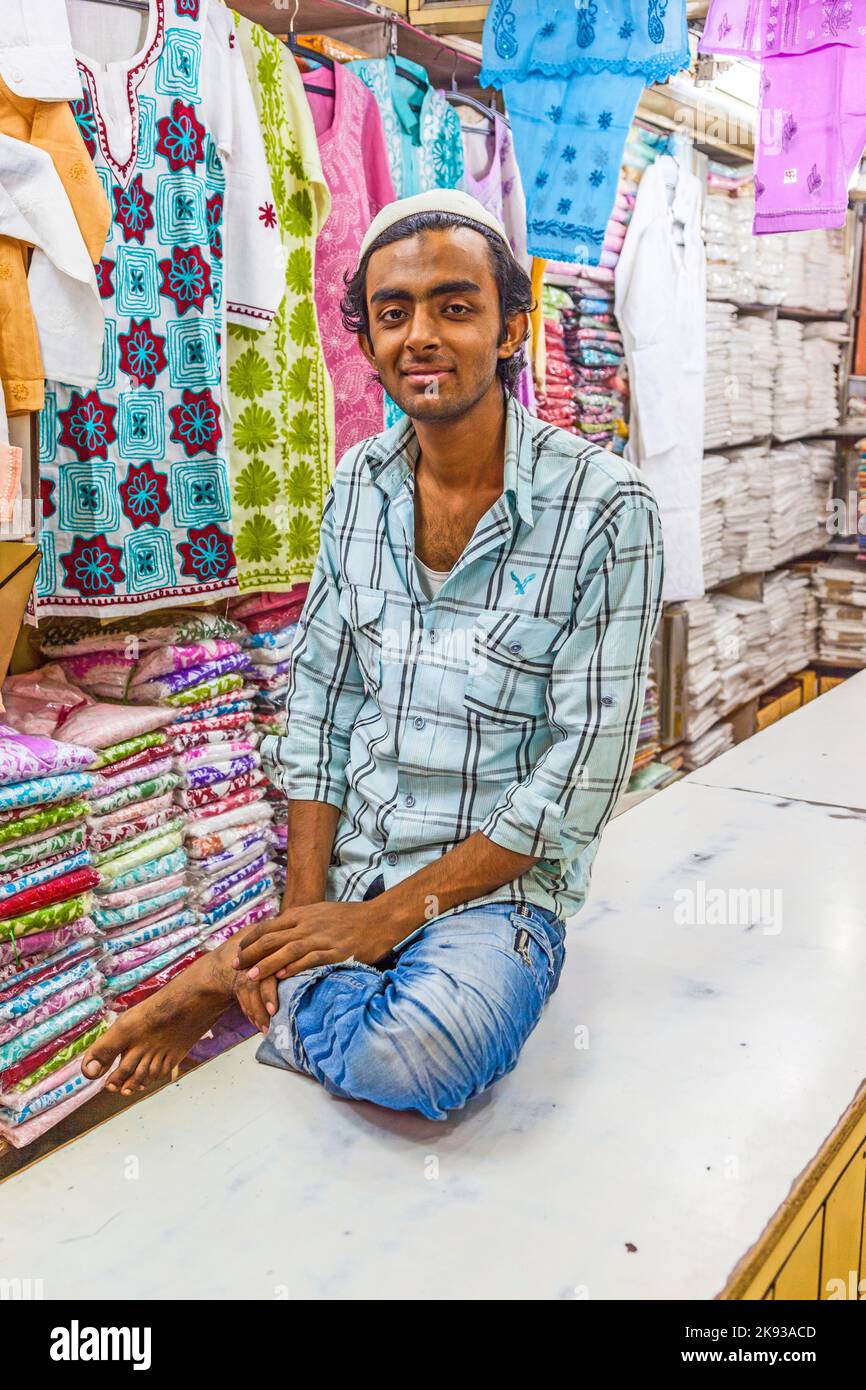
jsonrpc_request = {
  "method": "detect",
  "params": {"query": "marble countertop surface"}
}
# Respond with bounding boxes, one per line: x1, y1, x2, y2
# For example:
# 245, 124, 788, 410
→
686, 669, 866, 811
3, 725, 865, 1298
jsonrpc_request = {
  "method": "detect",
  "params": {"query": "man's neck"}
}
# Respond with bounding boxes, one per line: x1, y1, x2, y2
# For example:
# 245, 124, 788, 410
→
412, 381, 507, 496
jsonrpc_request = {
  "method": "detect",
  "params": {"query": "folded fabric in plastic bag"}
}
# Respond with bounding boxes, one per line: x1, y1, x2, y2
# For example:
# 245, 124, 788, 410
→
86, 790, 175, 832
0, 728, 96, 786
88, 771, 179, 819
185, 803, 273, 849
175, 773, 264, 812
92, 818, 184, 870
0, 866, 100, 922
87, 805, 179, 854
0, 992, 104, 1076
101, 846, 186, 895
0, 1010, 109, 1091
94, 882, 190, 929
0, 892, 94, 943
97, 754, 174, 791
131, 639, 242, 686
95, 732, 169, 768
107, 919, 201, 975
101, 907, 198, 957
203, 895, 279, 948
0, 771, 95, 815
0, 823, 87, 875
137, 653, 252, 704
0, 916, 96, 970
0, 972, 103, 1048
0, 798, 89, 848
95, 870, 186, 910
94, 831, 184, 886
104, 936, 202, 996
0, 848, 93, 898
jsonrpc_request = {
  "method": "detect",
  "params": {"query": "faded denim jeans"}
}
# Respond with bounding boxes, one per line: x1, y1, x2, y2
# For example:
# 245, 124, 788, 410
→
256, 881, 566, 1121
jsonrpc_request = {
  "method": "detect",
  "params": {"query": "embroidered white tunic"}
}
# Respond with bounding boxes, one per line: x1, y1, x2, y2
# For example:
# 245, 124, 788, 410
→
37, 0, 284, 616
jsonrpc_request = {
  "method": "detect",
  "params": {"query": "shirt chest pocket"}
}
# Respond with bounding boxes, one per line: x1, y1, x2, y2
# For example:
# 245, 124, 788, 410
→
338, 584, 387, 697
464, 611, 564, 725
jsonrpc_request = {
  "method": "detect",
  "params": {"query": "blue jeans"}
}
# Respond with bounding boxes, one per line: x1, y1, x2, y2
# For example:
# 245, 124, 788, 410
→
255, 892, 566, 1121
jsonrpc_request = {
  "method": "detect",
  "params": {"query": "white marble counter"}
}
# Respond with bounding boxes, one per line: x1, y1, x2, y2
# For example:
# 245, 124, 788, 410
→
1, 689, 864, 1299
687, 669, 866, 810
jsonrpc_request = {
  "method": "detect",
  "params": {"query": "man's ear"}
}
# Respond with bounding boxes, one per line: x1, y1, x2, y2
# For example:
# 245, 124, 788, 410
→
357, 332, 376, 369
498, 309, 530, 363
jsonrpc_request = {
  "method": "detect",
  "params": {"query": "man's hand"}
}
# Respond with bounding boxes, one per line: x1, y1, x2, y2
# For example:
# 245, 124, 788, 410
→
232, 901, 396, 985
233, 973, 279, 1033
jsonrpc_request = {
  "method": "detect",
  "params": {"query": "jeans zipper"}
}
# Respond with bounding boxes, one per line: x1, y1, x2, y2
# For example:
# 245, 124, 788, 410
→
514, 926, 533, 968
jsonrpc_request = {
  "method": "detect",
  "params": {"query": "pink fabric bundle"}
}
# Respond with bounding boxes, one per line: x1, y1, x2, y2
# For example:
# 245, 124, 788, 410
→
95, 870, 187, 910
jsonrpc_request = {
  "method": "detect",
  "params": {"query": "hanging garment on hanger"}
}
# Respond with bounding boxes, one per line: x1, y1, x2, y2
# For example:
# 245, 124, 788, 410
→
37, 0, 284, 618
700, 0, 866, 233
480, 1, 689, 264
0, 134, 107, 415
302, 57, 395, 457
615, 152, 706, 601
459, 106, 529, 270
699, 0, 864, 58
226, 17, 333, 594
346, 55, 464, 198
0, 0, 82, 100
0, 76, 111, 416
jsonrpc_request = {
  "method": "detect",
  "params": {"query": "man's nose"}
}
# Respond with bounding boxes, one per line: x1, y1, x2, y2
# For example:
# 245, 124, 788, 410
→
403, 306, 441, 352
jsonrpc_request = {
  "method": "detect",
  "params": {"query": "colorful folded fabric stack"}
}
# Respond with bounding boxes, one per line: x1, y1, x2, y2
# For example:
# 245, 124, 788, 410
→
231, 589, 306, 734
174, 736, 278, 950
33, 610, 264, 1004
0, 726, 114, 1147
88, 730, 203, 1012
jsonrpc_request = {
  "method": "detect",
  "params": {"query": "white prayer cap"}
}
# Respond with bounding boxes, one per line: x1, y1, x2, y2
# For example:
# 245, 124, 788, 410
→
358, 189, 511, 262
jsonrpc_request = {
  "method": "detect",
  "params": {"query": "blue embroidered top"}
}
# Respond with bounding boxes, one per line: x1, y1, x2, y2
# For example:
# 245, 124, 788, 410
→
480, 0, 690, 87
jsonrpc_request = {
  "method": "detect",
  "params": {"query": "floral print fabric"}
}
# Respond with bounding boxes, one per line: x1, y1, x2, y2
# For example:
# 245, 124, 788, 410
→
228, 18, 334, 591
37, 0, 284, 616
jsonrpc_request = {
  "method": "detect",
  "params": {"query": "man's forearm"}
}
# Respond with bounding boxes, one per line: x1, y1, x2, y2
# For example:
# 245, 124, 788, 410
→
373, 832, 538, 941
281, 799, 341, 910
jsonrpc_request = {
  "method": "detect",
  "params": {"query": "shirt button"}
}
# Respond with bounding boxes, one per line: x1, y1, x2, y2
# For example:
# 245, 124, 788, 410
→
601, 695, 614, 707
428, 631, 437, 644
386, 852, 398, 866
508, 641, 523, 655
413, 716, 425, 730
405, 794, 415, 807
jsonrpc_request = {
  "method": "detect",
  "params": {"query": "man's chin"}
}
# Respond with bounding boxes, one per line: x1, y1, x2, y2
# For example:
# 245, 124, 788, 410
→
387, 383, 469, 422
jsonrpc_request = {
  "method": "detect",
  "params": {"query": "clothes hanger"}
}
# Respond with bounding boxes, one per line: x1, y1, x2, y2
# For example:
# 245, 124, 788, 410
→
385, 15, 426, 91
283, 0, 333, 97
443, 55, 504, 131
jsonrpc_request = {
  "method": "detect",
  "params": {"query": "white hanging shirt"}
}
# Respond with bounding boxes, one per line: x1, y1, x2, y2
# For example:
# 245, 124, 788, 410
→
0, 132, 105, 390
0, 0, 82, 99
615, 153, 707, 602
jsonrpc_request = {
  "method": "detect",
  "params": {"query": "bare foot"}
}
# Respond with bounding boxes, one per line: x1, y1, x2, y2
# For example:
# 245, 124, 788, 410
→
82, 943, 239, 1097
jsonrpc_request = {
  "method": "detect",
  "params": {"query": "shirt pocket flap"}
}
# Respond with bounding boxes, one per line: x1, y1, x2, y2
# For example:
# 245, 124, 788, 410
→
473, 610, 565, 663
338, 584, 386, 632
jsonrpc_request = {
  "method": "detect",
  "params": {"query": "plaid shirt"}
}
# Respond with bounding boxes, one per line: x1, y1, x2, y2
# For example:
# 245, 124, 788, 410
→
263, 395, 663, 921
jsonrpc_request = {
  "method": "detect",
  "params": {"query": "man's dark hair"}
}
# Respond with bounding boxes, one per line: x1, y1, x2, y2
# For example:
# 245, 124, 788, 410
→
340, 211, 534, 395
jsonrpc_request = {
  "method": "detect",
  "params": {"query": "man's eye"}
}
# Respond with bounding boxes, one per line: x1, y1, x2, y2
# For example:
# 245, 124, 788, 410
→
380, 308, 406, 322
445, 303, 470, 315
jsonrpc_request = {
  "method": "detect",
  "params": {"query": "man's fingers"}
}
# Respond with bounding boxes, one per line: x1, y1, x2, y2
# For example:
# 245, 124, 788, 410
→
274, 950, 333, 982
233, 913, 298, 963
236, 983, 270, 1032
260, 976, 279, 1019
247, 943, 330, 982
235, 930, 303, 971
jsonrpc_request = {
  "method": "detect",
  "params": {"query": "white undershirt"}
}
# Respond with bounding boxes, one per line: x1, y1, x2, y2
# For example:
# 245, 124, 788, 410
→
415, 556, 450, 602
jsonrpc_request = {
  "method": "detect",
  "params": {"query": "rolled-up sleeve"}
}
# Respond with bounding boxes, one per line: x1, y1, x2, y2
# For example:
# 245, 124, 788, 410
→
479, 498, 664, 864
260, 490, 365, 809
